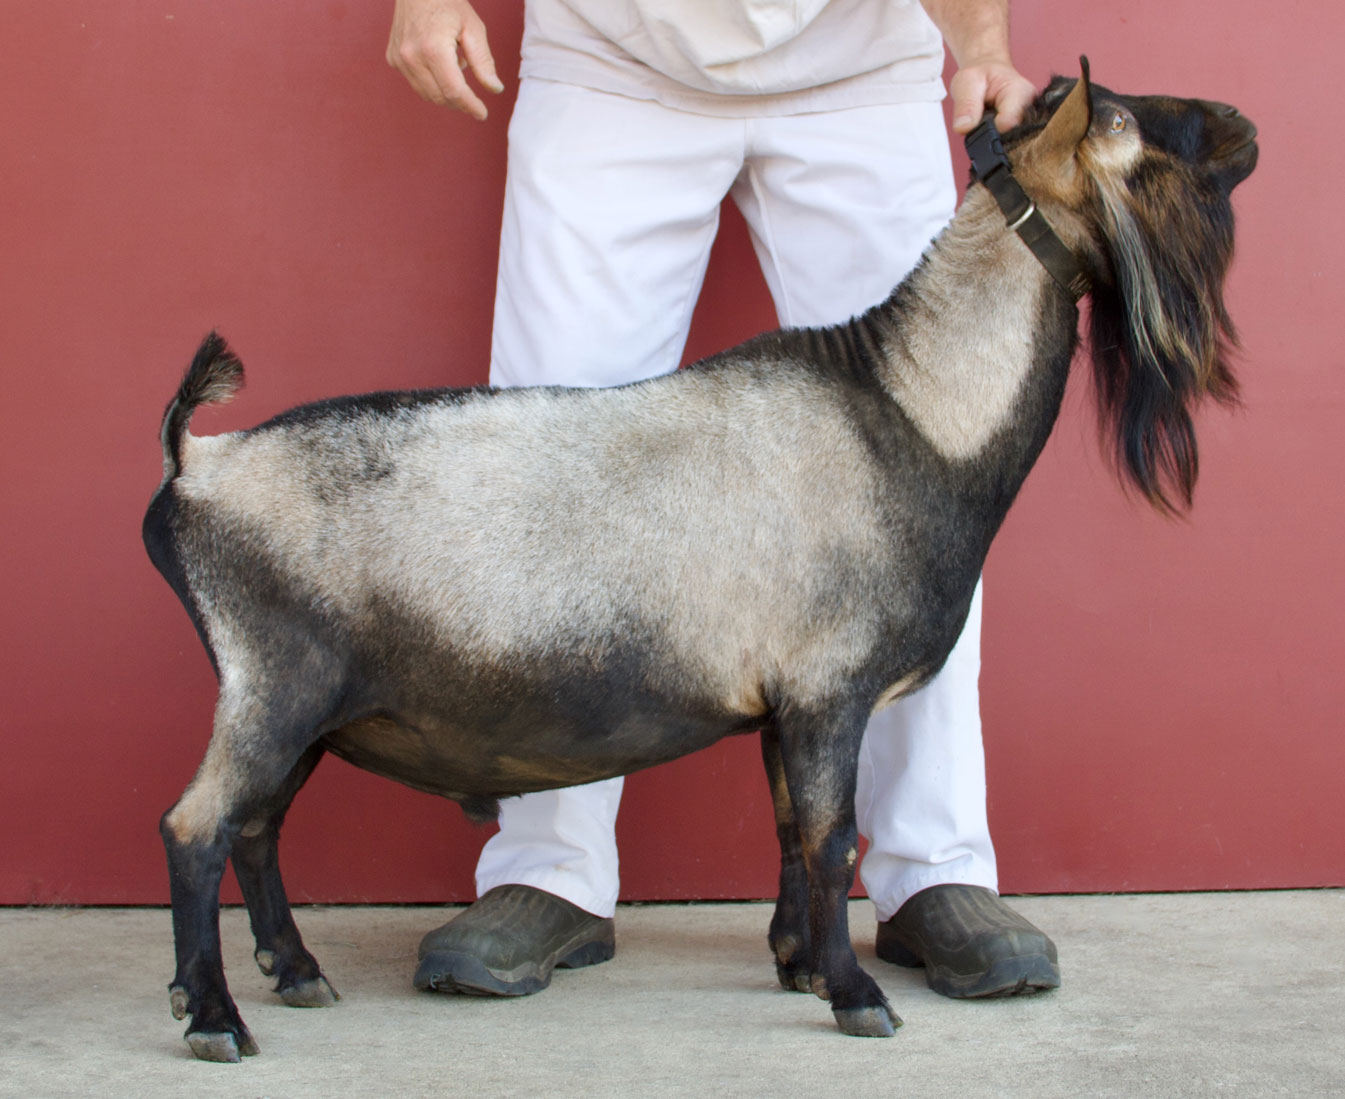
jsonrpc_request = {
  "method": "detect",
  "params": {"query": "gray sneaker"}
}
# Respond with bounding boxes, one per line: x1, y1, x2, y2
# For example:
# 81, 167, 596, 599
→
876, 884, 1060, 998
413, 884, 615, 996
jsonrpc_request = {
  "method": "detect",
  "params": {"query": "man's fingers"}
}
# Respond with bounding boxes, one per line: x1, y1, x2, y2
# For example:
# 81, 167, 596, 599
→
459, 18, 504, 95
950, 65, 1038, 134
393, 50, 449, 107
392, 39, 489, 117
989, 79, 1037, 131
428, 48, 490, 119
950, 70, 989, 133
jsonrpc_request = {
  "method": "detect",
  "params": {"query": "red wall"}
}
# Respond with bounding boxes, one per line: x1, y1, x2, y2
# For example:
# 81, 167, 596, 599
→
2, 1, 1341, 905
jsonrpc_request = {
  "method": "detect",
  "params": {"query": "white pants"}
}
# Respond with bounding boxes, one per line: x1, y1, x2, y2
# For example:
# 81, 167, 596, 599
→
476, 79, 998, 921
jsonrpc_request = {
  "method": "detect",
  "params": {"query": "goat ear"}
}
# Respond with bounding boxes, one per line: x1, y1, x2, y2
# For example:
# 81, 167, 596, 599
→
1038, 56, 1093, 167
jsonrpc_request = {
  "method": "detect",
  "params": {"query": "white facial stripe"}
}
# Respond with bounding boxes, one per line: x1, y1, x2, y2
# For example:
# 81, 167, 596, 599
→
1086, 124, 1144, 175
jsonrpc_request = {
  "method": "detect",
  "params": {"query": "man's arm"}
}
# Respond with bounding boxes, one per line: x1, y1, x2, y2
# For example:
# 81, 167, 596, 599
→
387, 0, 504, 120
919, 0, 1036, 133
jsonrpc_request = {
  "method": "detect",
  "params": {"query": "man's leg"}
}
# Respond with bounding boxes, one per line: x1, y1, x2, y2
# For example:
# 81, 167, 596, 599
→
730, 100, 1058, 996
415, 781, 624, 997
855, 582, 997, 915
416, 79, 745, 995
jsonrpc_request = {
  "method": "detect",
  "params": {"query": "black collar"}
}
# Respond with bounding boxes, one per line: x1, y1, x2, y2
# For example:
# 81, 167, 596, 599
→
965, 116, 1091, 302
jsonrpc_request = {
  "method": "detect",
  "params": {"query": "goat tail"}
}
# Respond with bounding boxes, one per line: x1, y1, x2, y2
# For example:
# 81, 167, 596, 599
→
159, 331, 245, 480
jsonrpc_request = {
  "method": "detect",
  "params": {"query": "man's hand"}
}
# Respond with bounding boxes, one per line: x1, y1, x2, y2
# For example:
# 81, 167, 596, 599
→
918, 0, 1036, 133
387, 0, 504, 120
948, 58, 1036, 134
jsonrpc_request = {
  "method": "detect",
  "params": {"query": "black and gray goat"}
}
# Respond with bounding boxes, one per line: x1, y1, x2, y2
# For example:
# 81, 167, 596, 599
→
145, 65, 1257, 1060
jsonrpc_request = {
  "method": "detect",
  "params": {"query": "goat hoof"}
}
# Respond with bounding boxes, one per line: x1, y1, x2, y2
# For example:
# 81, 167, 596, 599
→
279, 975, 340, 1007
255, 949, 275, 976
833, 1003, 901, 1038
185, 1027, 259, 1062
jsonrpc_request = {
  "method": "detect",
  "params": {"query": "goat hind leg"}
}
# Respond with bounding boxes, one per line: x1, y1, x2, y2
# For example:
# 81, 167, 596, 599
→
162, 787, 260, 1062
162, 691, 333, 1061
231, 744, 339, 1008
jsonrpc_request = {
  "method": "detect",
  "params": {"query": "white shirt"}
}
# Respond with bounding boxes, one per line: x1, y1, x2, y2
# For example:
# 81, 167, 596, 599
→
521, 0, 946, 117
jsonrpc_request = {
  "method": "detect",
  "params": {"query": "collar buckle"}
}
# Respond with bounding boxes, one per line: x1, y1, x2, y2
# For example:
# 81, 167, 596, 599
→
965, 115, 1011, 182
963, 115, 1091, 303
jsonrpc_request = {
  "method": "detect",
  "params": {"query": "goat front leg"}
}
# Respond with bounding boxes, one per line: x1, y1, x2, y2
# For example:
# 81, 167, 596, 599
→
761, 728, 811, 992
230, 744, 338, 1009
777, 704, 901, 1037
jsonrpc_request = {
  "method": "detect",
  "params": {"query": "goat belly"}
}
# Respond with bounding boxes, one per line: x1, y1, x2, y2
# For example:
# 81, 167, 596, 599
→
319, 698, 762, 800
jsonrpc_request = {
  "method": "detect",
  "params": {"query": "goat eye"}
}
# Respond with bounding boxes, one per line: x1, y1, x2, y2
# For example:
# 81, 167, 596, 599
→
1111, 112, 1127, 133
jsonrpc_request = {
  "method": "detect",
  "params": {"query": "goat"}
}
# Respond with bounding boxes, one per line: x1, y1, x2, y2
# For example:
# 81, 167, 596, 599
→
145, 62, 1257, 1060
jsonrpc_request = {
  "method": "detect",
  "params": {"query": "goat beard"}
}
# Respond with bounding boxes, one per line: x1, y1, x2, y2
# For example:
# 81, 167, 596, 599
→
1086, 166, 1240, 514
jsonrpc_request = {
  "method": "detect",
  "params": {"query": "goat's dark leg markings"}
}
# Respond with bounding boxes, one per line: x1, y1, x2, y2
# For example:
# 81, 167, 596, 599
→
161, 688, 336, 1062
777, 704, 901, 1037
162, 811, 258, 1062
230, 744, 339, 1008
761, 728, 811, 993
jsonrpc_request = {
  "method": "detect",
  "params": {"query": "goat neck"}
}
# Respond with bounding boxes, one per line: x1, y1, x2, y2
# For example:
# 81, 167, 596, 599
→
864, 185, 1078, 468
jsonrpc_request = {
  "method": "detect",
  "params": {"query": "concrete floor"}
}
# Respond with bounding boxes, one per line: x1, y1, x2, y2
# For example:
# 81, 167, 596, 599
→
2, 893, 1341, 1098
